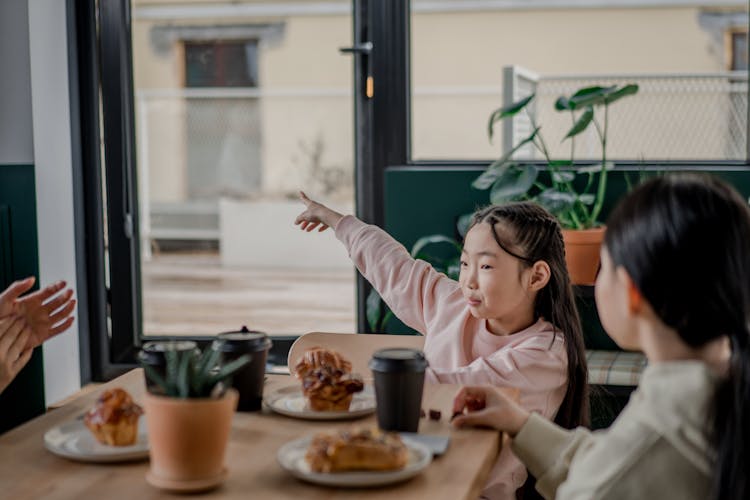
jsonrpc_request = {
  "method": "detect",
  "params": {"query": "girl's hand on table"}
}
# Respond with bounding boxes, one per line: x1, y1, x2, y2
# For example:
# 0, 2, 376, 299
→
451, 386, 530, 437
295, 191, 344, 233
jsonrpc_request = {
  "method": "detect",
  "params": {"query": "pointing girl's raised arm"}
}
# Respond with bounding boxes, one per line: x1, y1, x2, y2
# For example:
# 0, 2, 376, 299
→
294, 192, 459, 334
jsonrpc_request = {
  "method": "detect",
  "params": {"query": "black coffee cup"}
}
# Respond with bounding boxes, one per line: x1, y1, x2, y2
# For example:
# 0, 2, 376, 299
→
137, 340, 198, 394
369, 348, 429, 432
213, 328, 272, 411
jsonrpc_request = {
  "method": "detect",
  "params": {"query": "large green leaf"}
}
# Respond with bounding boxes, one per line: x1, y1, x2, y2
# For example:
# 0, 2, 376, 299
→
552, 171, 576, 183
473, 161, 513, 191
537, 188, 577, 214
604, 83, 639, 105
457, 213, 473, 238
410, 234, 462, 258
489, 165, 538, 204
576, 162, 614, 174
445, 256, 461, 280
366, 288, 383, 332
177, 350, 191, 398
207, 354, 252, 394
564, 107, 594, 139
473, 127, 540, 190
578, 193, 595, 205
568, 85, 616, 109
487, 94, 535, 141
554, 96, 571, 111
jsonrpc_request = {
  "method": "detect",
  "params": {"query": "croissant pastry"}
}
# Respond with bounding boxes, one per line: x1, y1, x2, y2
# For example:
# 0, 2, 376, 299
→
293, 348, 363, 411
305, 427, 409, 472
84, 388, 143, 446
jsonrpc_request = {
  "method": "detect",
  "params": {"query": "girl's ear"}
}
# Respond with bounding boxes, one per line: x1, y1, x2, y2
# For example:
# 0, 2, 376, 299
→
528, 261, 551, 291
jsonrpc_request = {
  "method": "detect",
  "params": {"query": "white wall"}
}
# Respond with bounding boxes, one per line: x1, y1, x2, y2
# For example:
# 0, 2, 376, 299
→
28, 0, 82, 405
0, 0, 34, 163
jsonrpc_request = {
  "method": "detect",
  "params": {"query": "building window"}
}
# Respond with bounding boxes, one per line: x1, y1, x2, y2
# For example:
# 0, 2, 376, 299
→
731, 31, 748, 71
185, 40, 258, 88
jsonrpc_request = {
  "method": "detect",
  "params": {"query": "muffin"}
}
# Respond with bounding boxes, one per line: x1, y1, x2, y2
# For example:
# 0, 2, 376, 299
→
84, 388, 144, 446
293, 347, 364, 411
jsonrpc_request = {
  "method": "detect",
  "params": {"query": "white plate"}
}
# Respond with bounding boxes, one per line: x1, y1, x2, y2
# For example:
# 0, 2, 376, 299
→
44, 418, 149, 463
277, 436, 432, 487
265, 385, 376, 420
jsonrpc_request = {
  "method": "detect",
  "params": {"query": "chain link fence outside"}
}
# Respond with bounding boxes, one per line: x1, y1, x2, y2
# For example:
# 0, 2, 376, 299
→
518, 71, 748, 161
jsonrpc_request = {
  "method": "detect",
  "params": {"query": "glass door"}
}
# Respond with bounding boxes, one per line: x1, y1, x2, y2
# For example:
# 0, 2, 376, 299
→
130, 1, 359, 339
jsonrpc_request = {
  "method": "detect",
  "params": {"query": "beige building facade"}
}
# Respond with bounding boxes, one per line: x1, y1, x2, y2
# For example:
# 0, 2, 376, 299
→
130, 0, 748, 223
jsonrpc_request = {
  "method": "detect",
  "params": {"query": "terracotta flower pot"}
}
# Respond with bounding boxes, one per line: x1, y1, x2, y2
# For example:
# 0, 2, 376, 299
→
143, 389, 238, 492
562, 227, 606, 286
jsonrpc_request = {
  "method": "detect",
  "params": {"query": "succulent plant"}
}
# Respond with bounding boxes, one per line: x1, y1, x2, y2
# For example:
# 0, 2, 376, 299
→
141, 342, 250, 399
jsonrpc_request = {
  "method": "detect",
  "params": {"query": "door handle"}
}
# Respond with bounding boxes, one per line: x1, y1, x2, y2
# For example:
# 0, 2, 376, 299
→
339, 42, 373, 55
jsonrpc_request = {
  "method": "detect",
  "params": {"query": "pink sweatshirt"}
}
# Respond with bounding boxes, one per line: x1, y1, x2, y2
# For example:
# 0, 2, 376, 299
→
336, 215, 569, 500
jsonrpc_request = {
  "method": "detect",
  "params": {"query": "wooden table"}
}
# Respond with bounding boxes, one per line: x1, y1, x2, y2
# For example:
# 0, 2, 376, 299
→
0, 370, 500, 499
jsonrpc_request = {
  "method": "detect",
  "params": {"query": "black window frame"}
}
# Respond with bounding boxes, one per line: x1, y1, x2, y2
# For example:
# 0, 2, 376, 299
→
78, 0, 750, 381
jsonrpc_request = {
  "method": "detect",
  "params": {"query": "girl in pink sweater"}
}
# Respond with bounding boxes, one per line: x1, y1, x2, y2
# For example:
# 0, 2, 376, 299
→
295, 192, 588, 500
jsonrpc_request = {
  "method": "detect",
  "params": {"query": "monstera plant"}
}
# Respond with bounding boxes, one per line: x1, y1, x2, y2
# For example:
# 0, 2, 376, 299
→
478, 83, 639, 230
367, 84, 641, 331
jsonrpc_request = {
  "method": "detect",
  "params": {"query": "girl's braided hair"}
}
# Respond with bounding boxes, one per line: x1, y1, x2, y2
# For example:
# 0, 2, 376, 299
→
469, 202, 589, 430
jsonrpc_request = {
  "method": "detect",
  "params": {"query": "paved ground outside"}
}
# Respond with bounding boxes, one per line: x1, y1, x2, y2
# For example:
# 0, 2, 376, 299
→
141, 251, 357, 337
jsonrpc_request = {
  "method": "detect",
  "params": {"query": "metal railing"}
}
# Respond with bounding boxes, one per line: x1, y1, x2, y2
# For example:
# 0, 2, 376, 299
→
503, 66, 749, 161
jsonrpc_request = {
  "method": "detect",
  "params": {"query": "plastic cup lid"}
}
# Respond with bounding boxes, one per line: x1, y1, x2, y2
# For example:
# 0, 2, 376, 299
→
214, 330, 272, 352
369, 348, 428, 372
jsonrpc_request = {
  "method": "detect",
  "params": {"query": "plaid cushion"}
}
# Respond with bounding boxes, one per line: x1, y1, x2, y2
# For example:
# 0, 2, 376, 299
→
586, 350, 647, 386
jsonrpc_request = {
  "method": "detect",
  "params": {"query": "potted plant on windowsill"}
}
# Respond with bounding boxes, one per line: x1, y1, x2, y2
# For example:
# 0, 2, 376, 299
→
476, 83, 639, 284
366, 84, 640, 331
140, 343, 250, 493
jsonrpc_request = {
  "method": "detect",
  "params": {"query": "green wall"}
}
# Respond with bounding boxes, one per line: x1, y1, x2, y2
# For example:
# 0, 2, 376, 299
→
0, 164, 44, 433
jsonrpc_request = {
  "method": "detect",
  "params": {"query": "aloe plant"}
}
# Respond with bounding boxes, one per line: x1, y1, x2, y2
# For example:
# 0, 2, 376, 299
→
480, 84, 639, 229
141, 343, 250, 399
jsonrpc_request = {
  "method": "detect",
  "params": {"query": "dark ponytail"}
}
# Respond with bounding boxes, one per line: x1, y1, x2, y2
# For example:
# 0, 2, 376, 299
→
713, 335, 750, 499
603, 173, 750, 500
470, 203, 589, 430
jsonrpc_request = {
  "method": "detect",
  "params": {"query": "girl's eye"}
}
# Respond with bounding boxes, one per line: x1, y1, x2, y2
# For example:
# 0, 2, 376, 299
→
480, 264, 493, 270
460, 261, 468, 267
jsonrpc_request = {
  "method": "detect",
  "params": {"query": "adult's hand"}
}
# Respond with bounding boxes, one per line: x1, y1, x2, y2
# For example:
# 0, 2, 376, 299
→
451, 385, 530, 437
0, 277, 76, 350
0, 316, 32, 393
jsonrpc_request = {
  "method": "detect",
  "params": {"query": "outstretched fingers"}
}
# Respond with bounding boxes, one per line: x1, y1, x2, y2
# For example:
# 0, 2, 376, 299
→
39, 288, 74, 316
49, 316, 76, 337
16, 281, 68, 312
48, 299, 77, 329
0, 277, 36, 305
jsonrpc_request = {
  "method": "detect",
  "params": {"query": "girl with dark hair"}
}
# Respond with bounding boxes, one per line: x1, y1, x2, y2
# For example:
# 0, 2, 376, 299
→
452, 172, 746, 499
295, 192, 588, 500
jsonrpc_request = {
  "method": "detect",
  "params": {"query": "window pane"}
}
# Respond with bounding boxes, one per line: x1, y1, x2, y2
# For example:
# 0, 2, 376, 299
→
132, 1, 356, 337
411, 3, 749, 161
185, 41, 259, 88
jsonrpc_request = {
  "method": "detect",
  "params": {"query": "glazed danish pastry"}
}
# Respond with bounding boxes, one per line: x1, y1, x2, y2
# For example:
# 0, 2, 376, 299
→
293, 347, 364, 411
305, 427, 409, 472
84, 388, 143, 446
